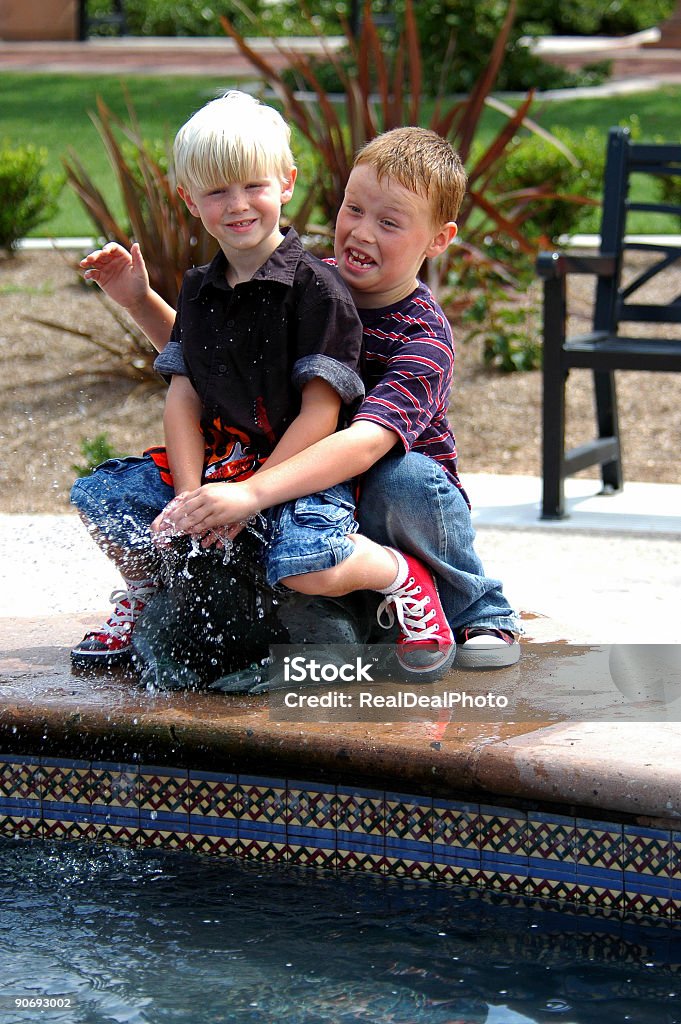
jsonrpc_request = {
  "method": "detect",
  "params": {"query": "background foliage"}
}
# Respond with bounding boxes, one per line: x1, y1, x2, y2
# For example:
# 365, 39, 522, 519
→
0, 143, 62, 250
84, 0, 676, 91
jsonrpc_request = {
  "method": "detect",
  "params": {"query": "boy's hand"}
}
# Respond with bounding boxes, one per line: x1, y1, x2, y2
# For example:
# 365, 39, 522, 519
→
150, 493, 187, 548
150, 496, 243, 550
155, 482, 259, 537
80, 241, 150, 313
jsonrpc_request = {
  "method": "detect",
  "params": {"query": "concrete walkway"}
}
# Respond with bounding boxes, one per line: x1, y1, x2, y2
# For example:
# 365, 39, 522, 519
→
0, 35, 344, 77
2, 472, 678, 643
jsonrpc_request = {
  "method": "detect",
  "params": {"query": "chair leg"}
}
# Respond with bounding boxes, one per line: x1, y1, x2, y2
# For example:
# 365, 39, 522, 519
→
542, 363, 568, 519
593, 370, 623, 492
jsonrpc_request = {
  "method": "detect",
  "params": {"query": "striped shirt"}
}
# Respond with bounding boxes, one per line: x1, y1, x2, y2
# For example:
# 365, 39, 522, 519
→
354, 281, 467, 500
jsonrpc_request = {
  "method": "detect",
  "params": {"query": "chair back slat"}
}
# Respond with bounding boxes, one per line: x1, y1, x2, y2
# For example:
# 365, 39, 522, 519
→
595, 128, 681, 335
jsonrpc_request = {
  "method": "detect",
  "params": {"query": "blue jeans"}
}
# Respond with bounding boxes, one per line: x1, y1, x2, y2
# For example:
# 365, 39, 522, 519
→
266, 484, 358, 587
357, 450, 519, 634
71, 451, 518, 634
70, 455, 358, 586
71, 455, 175, 557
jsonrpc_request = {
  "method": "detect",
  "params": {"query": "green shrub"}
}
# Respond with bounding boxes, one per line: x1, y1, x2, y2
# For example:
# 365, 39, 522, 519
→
86, 0, 275, 36
517, 0, 675, 37
0, 144, 62, 251
486, 125, 609, 242
71, 434, 122, 477
85, 0, 674, 92
485, 119, 642, 242
455, 264, 543, 373
657, 163, 681, 229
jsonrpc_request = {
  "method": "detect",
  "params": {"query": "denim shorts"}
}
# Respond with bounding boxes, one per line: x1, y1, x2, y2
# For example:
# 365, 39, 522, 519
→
72, 455, 359, 586
70, 454, 174, 551
265, 483, 359, 587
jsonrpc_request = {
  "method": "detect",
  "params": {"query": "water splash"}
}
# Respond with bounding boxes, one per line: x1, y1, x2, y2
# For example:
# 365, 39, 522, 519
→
181, 536, 203, 578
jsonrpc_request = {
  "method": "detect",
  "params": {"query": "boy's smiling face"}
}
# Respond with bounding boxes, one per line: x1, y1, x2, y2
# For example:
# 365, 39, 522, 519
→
334, 163, 456, 308
179, 169, 296, 274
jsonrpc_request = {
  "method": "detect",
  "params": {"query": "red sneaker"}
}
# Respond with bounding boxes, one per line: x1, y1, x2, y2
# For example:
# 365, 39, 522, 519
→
70, 584, 158, 668
377, 554, 455, 680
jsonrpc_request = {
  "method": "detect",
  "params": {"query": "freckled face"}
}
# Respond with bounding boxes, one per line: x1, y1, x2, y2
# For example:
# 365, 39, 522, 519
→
334, 163, 452, 308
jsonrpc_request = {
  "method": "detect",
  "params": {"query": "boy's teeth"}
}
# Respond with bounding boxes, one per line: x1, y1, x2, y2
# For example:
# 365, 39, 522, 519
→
348, 249, 372, 266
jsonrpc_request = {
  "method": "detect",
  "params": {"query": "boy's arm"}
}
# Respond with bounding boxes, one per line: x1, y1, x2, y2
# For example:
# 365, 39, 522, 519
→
162, 419, 397, 534
151, 376, 349, 539
262, 377, 342, 470
81, 242, 176, 352
162, 374, 205, 494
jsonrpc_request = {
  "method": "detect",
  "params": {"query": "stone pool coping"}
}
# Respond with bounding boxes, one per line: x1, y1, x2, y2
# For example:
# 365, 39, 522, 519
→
2, 613, 680, 829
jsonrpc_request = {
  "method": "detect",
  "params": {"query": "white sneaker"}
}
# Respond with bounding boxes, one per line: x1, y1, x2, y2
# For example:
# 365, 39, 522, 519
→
455, 627, 520, 669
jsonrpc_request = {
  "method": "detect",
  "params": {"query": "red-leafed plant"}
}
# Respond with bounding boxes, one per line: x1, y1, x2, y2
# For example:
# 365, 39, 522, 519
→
220, 0, 576, 288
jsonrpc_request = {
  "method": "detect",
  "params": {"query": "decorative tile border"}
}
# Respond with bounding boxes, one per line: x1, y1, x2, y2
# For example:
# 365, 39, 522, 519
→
2, 754, 681, 921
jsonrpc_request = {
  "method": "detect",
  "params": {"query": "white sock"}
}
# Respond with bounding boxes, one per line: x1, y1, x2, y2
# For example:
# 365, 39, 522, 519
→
377, 548, 410, 595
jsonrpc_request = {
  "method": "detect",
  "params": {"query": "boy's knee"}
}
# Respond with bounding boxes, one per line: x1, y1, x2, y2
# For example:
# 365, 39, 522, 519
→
279, 567, 348, 598
70, 472, 97, 511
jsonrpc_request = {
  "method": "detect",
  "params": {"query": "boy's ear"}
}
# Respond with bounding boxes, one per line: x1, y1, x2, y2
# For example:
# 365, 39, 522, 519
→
280, 167, 297, 205
425, 221, 457, 259
177, 185, 200, 217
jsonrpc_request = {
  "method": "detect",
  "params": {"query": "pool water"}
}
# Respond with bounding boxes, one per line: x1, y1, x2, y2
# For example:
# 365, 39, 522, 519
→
0, 838, 679, 1024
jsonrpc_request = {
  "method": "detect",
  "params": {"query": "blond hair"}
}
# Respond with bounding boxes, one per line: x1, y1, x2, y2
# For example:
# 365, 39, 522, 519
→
353, 127, 466, 226
173, 91, 294, 193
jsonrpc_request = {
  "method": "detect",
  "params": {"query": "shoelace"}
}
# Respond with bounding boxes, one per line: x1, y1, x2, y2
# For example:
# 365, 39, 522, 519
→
102, 586, 158, 639
376, 578, 441, 643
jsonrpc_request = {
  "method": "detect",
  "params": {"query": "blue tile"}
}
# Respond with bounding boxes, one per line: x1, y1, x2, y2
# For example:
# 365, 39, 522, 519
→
481, 851, 529, 873
337, 784, 385, 802
189, 815, 238, 840
239, 774, 287, 790
40, 756, 91, 770
433, 845, 479, 869
0, 796, 41, 814
623, 870, 671, 898
140, 808, 188, 828
40, 800, 92, 822
92, 760, 140, 774
239, 818, 286, 838
385, 836, 433, 860
526, 857, 577, 883
287, 824, 336, 847
336, 829, 384, 854
574, 863, 623, 889
92, 806, 139, 829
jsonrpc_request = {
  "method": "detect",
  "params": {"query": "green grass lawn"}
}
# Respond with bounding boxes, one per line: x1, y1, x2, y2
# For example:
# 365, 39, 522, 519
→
2, 72, 681, 239
0, 73, 239, 237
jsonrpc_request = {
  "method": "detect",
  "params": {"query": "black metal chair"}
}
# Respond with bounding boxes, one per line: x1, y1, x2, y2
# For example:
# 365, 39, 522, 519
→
537, 126, 681, 519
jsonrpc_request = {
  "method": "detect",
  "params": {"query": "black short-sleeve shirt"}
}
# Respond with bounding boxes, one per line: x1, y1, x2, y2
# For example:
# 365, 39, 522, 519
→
154, 228, 364, 482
